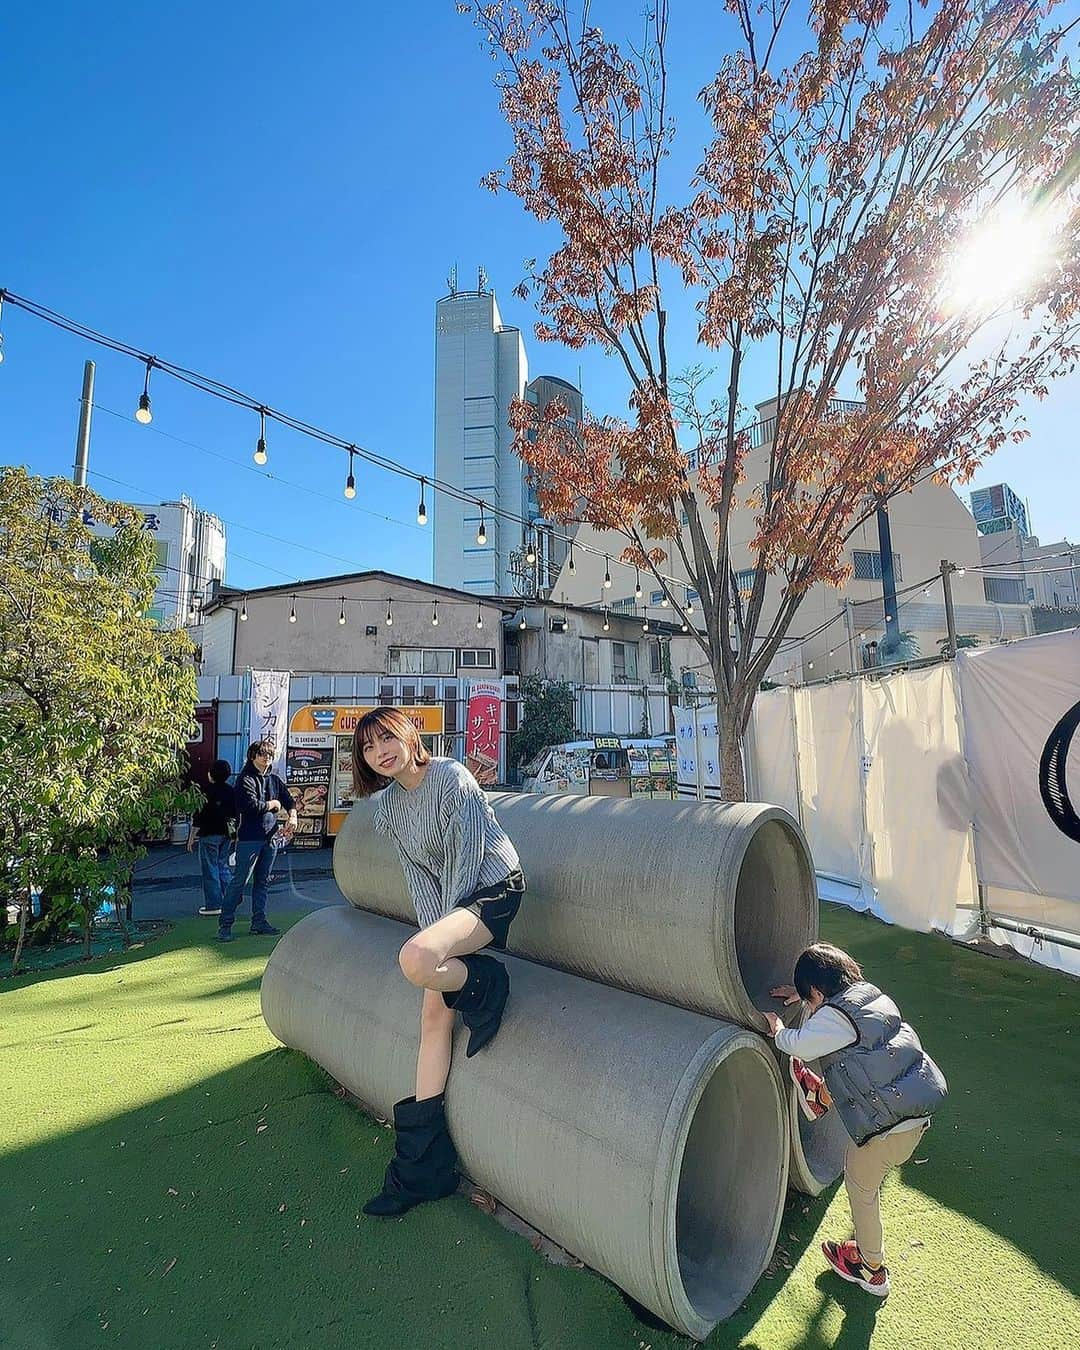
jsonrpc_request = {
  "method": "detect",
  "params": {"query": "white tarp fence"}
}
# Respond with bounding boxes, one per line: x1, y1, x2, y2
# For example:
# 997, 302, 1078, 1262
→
726, 630, 1080, 975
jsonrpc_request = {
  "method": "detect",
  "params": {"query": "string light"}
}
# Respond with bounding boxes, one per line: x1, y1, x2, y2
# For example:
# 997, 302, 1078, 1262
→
604, 557, 612, 589
253, 408, 268, 465
385, 599, 393, 626
681, 620, 689, 632
431, 599, 439, 627
635, 569, 642, 600
519, 612, 527, 630
956, 566, 966, 577
417, 478, 428, 526
339, 597, 347, 626
289, 595, 297, 623
135, 357, 154, 424
525, 529, 537, 565
686, 595, 694, 614
642, 616, 650, 634
476, 601, 484, 630
602, 608, 610, 632
344, 447, 357, 499
240, 598, 248, 621
660, 593, 669, 607
568, 541, 576, 575
476, 502, 487, 547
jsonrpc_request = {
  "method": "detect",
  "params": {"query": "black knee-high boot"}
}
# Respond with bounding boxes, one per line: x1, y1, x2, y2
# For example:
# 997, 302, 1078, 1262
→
442, 952, 510, 1057
362, 1093, 459, 1218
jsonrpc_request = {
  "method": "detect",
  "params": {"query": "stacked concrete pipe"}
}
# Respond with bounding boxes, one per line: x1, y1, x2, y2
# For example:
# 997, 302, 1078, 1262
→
262, 792, 844, 1337
335, 794, 848, 1194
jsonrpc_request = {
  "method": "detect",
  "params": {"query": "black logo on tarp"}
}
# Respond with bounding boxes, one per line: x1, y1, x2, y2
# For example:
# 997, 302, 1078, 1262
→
1039, 701, 1080, 844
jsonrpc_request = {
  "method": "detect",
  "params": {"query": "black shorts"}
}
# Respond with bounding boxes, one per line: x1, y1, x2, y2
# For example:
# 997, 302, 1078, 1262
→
454, 869, 526, 951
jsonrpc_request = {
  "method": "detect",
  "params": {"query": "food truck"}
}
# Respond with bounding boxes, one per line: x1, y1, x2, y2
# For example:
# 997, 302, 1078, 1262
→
286, 703, 444, 846
520, 736, 677, 800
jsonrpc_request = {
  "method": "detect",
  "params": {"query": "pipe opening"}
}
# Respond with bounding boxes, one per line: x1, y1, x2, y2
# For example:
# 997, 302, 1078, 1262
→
673, 1046, 785, 1325
734, 818, 814, 1010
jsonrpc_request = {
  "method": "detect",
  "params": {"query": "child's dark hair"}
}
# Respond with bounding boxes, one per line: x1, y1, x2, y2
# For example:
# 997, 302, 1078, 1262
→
208, 759, 232, 784
793, 943, 863, 1000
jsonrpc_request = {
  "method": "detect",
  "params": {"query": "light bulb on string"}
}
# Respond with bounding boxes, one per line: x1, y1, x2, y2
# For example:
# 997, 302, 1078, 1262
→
686, 595, 694, 614
568, 541, 576, 575
253, 408, 268, 465
635, 569, 642, 600
519, 613, 527, 631
417, 478, 428, 526
603, 557, 612, 589
525, 529, 537, 565
660, 593, 669, 608
385, 599, 393, 627
135, 357, 154, 424
289, 595, 297, 624
681, 620, 689, 633
956, 566, 966, 578
431, 600, 439, 627
602, 608, 610, 632
476, 602, 484, 630
642, 617, 650, 634
476, 502, 487, 546
339, 597, 347, 626
239, 599, 248, 622
344, 447, 357, 499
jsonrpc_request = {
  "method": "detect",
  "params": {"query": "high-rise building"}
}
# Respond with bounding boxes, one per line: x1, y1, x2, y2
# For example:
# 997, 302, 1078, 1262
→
432, 281, 581, 597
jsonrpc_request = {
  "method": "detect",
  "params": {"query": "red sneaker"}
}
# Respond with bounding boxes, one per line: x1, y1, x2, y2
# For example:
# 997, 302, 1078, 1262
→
821, 1239, 891, 1297
790, 1057, 829, 1121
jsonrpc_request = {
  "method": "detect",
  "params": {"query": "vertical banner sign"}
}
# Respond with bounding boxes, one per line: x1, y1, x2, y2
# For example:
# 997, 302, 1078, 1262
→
249, 670, 290, 779
466, 680, 502, 786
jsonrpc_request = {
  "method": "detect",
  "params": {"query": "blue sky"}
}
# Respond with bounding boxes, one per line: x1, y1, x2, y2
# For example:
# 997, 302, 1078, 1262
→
2, 1, 1076, 597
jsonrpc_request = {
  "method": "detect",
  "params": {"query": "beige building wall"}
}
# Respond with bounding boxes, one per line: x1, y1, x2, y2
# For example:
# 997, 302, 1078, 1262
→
550, 403, 1027, 684
202, 575, 507, 678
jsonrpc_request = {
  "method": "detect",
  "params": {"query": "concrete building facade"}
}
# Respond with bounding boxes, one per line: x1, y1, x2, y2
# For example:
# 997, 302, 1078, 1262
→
972, 482, 1079, 614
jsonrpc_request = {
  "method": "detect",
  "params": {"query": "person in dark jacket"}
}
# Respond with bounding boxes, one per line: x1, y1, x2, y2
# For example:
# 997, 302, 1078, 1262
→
766, 943, 947, 1299
217, 740, 297, 942
187, 759, 237, 917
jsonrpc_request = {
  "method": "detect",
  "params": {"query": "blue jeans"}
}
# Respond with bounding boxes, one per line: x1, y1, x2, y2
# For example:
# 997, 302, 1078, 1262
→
198, 836, 233, 910
220, 840, 274, 930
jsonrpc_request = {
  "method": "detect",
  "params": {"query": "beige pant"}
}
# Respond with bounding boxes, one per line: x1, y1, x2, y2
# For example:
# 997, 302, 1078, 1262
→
844, 1121, 928, 1265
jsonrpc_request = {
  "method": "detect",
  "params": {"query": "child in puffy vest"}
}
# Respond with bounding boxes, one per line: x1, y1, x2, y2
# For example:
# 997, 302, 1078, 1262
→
765, 942, 947, 1298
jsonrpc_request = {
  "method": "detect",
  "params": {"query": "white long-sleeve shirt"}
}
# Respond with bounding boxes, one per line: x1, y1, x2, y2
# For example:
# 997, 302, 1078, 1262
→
372, 758, 520, 929
776, 1006, 928, 1137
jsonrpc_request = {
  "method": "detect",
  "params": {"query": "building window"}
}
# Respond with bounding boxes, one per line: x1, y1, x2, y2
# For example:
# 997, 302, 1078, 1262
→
443, 683, 459, 735
735, 568, 757, 595
459, 649, 495, 669
648, 639, 668, 678
852, 550, 903, 582
611, 641, 639, 683
983, 575, 1027, 604
611, 597, 636, 614
650, 590, 665, 606
388, 647, 455, 675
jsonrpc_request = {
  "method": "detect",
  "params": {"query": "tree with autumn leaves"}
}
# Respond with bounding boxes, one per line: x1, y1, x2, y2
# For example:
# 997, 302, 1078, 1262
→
466, 0, 1080, 797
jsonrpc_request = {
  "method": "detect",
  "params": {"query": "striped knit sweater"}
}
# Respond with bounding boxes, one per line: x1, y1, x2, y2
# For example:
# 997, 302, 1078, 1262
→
372, 758, 520, 929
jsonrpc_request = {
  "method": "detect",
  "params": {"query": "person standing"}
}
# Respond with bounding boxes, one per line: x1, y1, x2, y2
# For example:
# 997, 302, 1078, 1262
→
186, 759, 237, 917
350, 708, 526, 1219
217, 740, 297, 942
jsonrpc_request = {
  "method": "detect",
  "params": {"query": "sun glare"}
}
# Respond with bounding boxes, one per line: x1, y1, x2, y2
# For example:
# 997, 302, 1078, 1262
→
941, 202, 1062, 316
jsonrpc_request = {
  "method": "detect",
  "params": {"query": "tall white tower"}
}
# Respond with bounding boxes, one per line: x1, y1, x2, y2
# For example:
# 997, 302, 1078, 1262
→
433, 282, 529, 594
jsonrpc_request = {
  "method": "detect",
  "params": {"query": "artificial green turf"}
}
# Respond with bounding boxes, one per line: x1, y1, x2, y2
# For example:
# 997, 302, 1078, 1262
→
1, 908, 1077, 1350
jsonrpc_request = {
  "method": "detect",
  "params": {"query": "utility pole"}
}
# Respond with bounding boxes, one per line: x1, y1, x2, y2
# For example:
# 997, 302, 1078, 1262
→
73, 359, 95, 488
875, 495, 900, 656
940, 559, 959, 658
843, 599, 857, 675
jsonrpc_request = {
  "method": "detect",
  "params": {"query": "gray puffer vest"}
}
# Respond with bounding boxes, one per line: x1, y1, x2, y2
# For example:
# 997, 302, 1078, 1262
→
817, 982, 947, 1147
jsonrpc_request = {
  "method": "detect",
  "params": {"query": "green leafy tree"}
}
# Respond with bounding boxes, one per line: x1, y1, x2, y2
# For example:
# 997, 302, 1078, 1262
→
511, 674, 577, 771
0, 468, 198, 972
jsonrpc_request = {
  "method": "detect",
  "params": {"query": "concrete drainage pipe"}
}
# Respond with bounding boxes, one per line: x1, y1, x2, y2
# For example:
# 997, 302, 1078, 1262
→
261, 906, 789, 1341
334, 793, 816, 1034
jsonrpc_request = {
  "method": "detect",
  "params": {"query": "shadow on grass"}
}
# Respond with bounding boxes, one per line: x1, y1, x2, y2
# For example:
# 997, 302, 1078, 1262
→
818, 905, 1080, 1298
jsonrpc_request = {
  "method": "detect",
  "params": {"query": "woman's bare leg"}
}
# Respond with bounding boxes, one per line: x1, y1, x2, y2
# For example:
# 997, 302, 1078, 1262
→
398, 908, 495, 994
416, 988, 457, 1100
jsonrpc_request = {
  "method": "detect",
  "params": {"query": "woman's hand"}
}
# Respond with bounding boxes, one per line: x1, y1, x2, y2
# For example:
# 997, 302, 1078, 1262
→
770, 984, 801, 1006
763, 1012, 783, 1038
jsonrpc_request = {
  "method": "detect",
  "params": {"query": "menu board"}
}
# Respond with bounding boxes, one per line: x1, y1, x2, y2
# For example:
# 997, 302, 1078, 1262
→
285, 743, 333, 849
